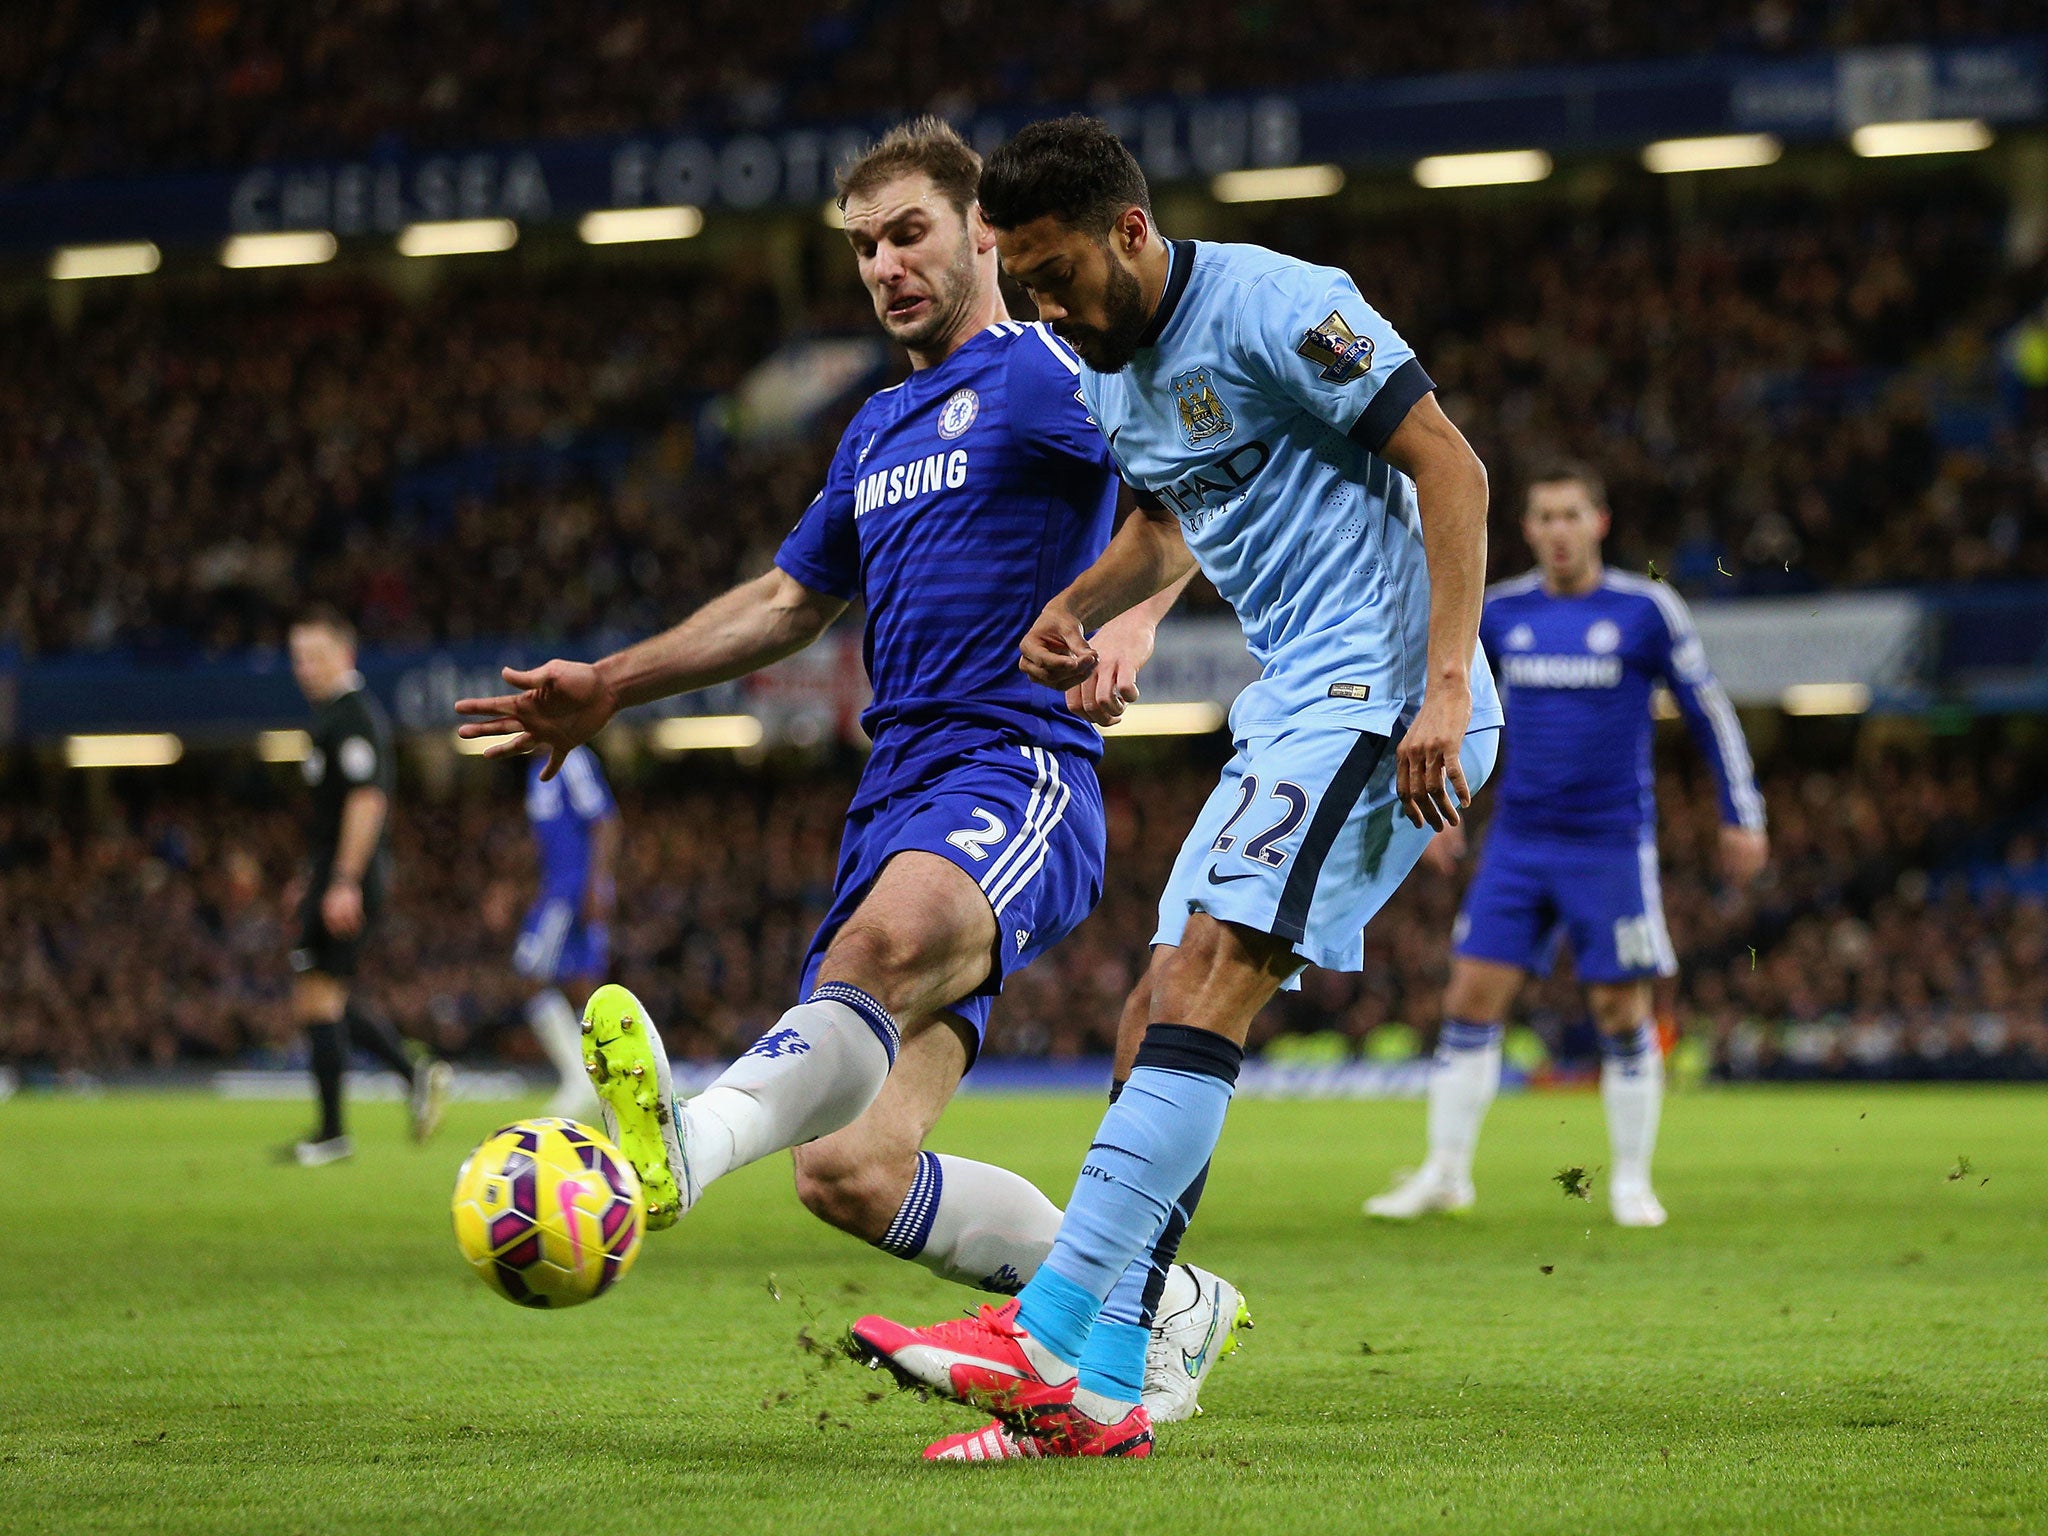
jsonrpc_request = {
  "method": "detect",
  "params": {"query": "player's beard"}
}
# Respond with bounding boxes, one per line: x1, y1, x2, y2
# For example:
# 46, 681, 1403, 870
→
884, 226, 980, 354
1053, 253, 1150, 372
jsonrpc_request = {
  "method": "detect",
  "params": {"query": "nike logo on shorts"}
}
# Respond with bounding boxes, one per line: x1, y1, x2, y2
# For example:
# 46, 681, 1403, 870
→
1206, 867, 1260, 885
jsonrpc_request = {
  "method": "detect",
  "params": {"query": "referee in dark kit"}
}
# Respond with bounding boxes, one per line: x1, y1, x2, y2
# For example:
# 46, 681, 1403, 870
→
283, 606, 451, 1164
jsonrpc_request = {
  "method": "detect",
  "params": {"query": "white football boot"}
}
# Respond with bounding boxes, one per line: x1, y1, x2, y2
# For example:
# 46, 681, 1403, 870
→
291, 1134, 354, 1167
1365, 1163, 1476, 1219
1141, 1264, 1251, 1423
1609, 1178, 1668, 1227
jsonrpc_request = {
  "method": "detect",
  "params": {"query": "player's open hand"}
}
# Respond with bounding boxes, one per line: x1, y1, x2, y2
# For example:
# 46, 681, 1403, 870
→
1020, 602, 1099, 693
1718, 825, 1769, 885
1064, 607, 1157, 726
455, 659, 618, 780
1397, 685, 1473, 831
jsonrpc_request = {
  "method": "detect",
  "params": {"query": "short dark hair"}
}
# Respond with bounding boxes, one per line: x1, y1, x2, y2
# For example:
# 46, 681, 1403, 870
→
292, 603, 357, 648
978, 115, 1152, 236
1525, 458, 1607, 510
837, 116, 981, 215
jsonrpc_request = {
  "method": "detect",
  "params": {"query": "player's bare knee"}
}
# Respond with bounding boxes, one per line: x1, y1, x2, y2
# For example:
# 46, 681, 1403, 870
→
820, 914, 986, 1020
817, 920, 929, 1007
1588, 982, 1650, 1036
791, 1141, 902, 1240
1168, 916, 1294, 986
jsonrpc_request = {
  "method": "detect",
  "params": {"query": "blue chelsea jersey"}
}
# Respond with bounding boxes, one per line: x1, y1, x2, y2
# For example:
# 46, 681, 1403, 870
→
777, 321, 1120, 810
527, 746, 615, 897
1078, 240, 1502, 741
1483, 569, 1765, 842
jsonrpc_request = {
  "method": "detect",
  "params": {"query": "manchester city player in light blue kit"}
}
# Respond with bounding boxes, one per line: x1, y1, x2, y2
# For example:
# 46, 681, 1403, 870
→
457, 119, 1242, 1426
515, 745, 618, 1119
1369, 461, 1767, 1228
852, 116, 1504, 1461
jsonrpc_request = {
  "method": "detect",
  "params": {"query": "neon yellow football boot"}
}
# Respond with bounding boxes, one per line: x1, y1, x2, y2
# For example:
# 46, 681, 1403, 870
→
580, 983, 692, 1230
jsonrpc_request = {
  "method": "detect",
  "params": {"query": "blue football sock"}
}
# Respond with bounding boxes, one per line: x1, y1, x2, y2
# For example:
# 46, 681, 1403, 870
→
1011, 1265, 1099, 1366
1076, 1157, 1211, 1403
1015, 1025, 1242, 1368
1076, 1320, 1149, 1404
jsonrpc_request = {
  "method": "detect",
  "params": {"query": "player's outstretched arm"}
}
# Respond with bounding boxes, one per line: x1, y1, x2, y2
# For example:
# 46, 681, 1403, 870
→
455, 568, 847, 778
1021, 505, 1195, 693
1382, 393, 1489, 831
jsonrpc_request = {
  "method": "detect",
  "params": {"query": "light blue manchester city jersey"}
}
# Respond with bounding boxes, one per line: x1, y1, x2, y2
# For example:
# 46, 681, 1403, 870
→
1079, 240, 1502, 740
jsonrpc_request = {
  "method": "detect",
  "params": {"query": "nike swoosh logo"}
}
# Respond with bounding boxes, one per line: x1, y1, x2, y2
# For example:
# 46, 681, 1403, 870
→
1206, 867, 1260, 885
1181, 1290, 1224, 1377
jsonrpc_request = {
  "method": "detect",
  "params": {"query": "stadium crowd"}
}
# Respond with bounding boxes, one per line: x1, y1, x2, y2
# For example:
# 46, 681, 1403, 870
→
6, 180, 2045, 660
5, 743, 2046, 1081
4, 0, 2037, 184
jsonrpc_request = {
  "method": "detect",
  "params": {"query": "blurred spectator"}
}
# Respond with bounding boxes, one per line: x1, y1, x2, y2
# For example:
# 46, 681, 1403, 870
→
7, 181, 2045, 658
1, 265, 789, 656
3, 0, 2037, 185
5, 739, 2046, 1079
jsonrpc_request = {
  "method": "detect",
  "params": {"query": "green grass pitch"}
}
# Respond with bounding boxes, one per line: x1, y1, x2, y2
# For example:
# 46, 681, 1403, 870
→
3, 1085, 2043, 1535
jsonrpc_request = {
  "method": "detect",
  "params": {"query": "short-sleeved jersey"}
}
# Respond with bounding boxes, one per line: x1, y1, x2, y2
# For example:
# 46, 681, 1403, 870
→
776, 320, 1120, 810
1482, 569, 1765, 843
527, 746, 615, 899
302, 674, 394, 872
1079, 240, 1502, 740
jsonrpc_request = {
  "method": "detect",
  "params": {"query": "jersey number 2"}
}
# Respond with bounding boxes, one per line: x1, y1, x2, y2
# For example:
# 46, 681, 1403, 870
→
947, 809, 1007, 862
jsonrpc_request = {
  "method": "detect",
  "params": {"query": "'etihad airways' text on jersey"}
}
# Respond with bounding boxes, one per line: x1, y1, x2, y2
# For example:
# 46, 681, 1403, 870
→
1077, 239, 1501, 740
776, 321, 1119, 809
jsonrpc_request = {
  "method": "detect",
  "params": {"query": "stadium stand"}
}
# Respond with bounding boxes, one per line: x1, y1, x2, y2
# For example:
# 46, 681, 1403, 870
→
4, 2, 2046, 1089
6, 748, 2046, 1079
6, 178, 2044, 658
3, 1, 2037, 182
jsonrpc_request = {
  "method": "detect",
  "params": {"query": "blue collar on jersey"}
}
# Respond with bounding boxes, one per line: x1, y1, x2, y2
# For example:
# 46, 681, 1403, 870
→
1137, 239, 1196, 350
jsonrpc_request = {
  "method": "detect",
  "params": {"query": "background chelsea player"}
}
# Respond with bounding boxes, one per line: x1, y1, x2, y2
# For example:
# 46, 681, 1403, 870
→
457, 119, 1243, 1420
514, 743, 618, 1121
1370, 461, 1767, 1228
851, 116, 1504, 1460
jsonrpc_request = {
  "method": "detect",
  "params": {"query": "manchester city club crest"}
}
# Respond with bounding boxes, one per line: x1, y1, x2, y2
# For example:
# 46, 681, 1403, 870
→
1170, 367, 1234, 449
937, 387, 979, 440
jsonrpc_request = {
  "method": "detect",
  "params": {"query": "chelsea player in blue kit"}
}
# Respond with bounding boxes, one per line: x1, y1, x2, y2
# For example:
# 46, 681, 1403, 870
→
457, 120, 1242, 1424
1370, 462, 1767, 1228
515, 745, 618, 1120
852, 117, 1504, 1460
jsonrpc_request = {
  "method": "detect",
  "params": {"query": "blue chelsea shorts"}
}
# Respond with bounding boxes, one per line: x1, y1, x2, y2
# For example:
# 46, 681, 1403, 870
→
800, 741, 1105, 1057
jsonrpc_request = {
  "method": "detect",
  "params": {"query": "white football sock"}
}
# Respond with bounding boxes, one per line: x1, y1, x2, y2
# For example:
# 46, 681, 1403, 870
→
1424, 1020, 1503, 1183
681, 989, 894, 1190
1601, 1023, 1664, 1188
876, 1150, 1063, 1294
525, 989, 588, 1095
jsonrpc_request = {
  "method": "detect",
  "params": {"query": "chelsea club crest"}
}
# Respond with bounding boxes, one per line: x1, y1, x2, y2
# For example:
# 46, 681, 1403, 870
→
937, 387, 979, 440
1170, 368, 1235, 449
